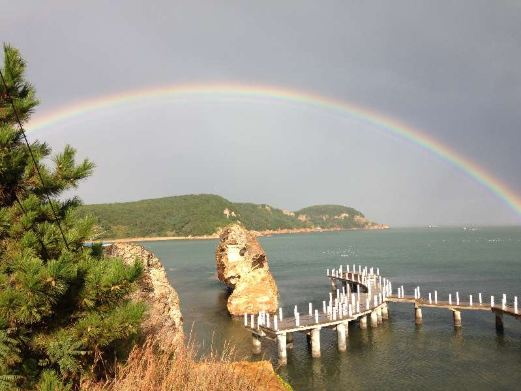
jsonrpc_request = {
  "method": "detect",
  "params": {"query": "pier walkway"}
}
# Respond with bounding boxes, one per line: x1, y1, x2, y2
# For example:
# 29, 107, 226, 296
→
243, 264, 521, 365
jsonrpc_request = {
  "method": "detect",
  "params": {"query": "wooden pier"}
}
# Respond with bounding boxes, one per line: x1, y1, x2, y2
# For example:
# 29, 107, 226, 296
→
243, 264, 521, 365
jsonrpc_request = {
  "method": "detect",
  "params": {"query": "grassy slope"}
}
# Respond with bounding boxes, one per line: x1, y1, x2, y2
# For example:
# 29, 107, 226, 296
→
79, 194, 378, 239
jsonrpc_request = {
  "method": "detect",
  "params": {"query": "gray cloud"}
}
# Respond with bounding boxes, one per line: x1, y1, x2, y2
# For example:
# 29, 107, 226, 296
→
2, 0, 520, 225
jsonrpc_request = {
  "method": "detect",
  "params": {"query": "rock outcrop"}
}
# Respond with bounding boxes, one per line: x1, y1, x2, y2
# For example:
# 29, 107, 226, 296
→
105, 243, 183, 346
216, 224, 279, 316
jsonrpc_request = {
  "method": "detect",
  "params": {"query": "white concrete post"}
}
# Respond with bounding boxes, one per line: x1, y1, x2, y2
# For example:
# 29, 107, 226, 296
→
377, 267, 380, 275
502, 294, 507, 309
470, 295, 473, 306
415, 306, 423, 325
491, 296, 495, 307
370, 311, 378, 327
274, 315, 278, 331
327, 268, 330, 276
382, 303, 389, 319
244, 313, 248, 326
515, 296, 518, 314
359, 315, 367, 329
311, 328, 321, 358
456, 292, 460, 305
277, 333, 287, 365
337, 322, 347, 352
323, 300, 326, 314
279, 307, 283, 320
267, 313, 270, 328
315, 309, 319, 323
479, 293, 482, 305
449, 294, 452, 305
296, 312, 300, 327
453, 310, 462, 327
435, 290, 438, 304
252, 333, 262, 354
429, 292, 432, 304
309, 302, 312, 316
251, 314, 254, 328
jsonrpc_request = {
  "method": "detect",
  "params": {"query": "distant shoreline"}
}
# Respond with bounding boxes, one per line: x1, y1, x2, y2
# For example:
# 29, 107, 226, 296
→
96, 225, 390, 243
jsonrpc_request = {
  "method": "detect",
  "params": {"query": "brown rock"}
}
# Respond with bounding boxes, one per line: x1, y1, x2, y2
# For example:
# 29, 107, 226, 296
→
216, 224, 279, 315
105, 243, 183, 346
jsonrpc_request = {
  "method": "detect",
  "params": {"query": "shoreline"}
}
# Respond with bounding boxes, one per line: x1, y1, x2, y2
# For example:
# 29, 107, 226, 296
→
96, 225, 390, 243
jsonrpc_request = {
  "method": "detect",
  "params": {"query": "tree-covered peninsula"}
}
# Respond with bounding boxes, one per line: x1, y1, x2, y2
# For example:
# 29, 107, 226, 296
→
80, 194, 386, 239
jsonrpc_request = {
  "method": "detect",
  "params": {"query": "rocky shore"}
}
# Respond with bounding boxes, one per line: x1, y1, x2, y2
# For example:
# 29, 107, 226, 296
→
102, 224, 390, 243
105, 243, 184, 346
104, 242, 287, 389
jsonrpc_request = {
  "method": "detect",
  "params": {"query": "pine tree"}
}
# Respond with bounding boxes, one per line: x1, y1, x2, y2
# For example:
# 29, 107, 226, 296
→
0, 44, 145, 389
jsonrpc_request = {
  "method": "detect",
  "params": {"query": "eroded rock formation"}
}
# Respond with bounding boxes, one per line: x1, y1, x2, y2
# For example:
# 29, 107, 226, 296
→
216, 224, 279, 316
105, 243, 183, 346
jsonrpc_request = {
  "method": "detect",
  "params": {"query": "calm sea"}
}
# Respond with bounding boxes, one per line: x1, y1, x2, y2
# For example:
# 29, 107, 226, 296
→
143, 227, 521, 390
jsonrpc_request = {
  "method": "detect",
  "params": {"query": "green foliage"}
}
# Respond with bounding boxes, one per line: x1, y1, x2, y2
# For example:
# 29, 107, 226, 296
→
0, 44, 144, 388
295, 204, 367, 229
79, 194, 376, 239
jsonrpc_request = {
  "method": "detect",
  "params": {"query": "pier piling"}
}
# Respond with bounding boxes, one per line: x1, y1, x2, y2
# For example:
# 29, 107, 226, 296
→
277, 333, 287, 365
337, 322, 348, 352
382, 303, 389, 319
359, 315, 368, 329
370, 311, 378, 328
415, 306, 423, 325
252, 333, 262, 354
453, 310, 462, 328
495, 314, 504, 334
311, 328, 321, 358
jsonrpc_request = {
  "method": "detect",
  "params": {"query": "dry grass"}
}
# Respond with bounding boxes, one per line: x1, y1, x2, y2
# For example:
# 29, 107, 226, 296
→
84, 337, 290, 391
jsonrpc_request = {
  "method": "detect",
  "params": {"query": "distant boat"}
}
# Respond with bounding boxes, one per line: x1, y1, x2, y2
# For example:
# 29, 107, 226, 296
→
463, 226, 478, 231
426, 225, 439, 228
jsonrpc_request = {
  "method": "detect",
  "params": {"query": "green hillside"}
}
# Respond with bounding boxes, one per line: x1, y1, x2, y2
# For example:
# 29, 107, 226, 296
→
79, 194, 383, 239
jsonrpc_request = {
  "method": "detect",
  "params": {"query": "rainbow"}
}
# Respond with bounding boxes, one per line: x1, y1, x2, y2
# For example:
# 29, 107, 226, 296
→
28, 83, 521, 218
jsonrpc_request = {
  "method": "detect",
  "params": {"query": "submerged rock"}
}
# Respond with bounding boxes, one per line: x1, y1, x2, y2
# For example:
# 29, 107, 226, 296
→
216, 224, 279, 315
105, 243, 183, 346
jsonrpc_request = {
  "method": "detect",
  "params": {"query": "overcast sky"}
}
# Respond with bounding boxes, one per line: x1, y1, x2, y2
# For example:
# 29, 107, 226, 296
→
2, 0, 521, 226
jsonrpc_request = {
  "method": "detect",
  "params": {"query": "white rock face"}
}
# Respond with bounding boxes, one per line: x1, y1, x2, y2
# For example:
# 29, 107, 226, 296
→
105, 243, 184, 346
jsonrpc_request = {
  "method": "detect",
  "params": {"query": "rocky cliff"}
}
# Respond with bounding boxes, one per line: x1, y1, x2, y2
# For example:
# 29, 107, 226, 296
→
216, 224, 279, 316
105, 243, 183, 346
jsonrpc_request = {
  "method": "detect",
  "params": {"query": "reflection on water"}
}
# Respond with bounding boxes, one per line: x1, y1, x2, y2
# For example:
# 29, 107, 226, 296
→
144, 227, 521, 390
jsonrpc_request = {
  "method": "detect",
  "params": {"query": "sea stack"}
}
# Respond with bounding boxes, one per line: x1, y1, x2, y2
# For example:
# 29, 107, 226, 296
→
216, 224, 279, 316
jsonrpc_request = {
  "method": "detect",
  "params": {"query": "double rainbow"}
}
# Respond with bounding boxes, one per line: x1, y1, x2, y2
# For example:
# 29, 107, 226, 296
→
28, 83, 521, 218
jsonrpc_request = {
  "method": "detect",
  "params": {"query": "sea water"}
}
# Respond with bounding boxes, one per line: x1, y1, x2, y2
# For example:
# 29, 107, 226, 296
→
144, 227, 521, 390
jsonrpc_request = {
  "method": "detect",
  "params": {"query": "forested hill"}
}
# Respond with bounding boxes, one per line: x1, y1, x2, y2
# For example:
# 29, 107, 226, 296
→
79, 194, 386, 239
